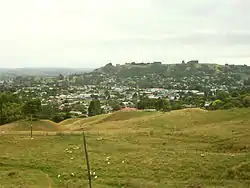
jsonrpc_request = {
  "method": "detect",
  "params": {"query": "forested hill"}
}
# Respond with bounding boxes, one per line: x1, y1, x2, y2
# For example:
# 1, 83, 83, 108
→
94, 61, 250, 79
78, 61, 250, 89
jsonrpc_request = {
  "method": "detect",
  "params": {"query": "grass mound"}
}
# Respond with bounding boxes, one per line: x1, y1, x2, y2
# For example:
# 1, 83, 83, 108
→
59, 118, 81, 126
98, 110, 156, 123
0, 120, 64, 132
62, 114, 109, 130
63, 111, 157, 131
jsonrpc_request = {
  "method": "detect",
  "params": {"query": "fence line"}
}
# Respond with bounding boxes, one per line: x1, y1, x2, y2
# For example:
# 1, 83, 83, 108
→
0, 131, 84, 136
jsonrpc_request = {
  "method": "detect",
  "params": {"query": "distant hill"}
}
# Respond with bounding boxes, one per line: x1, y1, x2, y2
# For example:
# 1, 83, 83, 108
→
80, 61, 250, 88
94, 61, 250, 78
0, 68, 93, 78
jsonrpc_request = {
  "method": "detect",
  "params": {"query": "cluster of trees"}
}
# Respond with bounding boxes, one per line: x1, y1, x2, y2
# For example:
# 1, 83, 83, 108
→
0, 92, 76, 124
0, 92, 121, 124
0, 93, 23, 125
88, 100, 102, 116
209, 90, 250, 110
137, 98, 181, 111
37, 103, 72, 123
87, 99, 122, 116
0, 93, 41, 125
135, 88, 250, 112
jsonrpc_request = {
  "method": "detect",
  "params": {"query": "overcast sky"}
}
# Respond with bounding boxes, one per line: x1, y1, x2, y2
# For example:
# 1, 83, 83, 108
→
0, 0, 250, 68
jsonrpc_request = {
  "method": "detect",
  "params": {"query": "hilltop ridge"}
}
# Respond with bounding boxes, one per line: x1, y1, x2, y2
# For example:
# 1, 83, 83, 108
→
83, 60, 250, 89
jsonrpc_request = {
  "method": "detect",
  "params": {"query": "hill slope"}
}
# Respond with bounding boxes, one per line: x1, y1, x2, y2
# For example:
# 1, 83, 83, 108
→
0, 108, 250, 187
61, 111, 157, 131
0, 120, 64, 132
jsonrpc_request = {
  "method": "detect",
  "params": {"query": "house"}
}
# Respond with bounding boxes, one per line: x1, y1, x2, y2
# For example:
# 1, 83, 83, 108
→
148, 95, 160, 99
168, 95, 175, 101
69, 111, 82, 116
204, 102, 211, 108
144, 109, 156, 112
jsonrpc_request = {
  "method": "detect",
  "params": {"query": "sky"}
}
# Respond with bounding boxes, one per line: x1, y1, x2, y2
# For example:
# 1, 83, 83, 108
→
0, 0, 250, 68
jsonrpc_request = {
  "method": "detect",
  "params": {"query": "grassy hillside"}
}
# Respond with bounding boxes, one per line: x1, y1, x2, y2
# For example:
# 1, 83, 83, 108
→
59, 118, 81, 126
0, 108, 250, 187
0, 120, 64, 132
97, 111, 156, 123
60, 111, 156, 131
60, 114, 108, 131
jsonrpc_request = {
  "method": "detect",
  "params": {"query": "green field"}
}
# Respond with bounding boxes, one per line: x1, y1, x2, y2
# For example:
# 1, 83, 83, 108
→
0, 109, 250, 187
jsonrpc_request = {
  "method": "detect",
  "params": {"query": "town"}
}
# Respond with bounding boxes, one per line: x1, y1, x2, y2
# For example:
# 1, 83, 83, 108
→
0, 61, 250, 124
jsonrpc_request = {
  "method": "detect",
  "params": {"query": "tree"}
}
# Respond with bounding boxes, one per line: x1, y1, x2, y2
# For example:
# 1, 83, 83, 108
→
2, 102, 23, 124
137, 100, 146, 109
37, 104, 57, 119
223, 102, 234, 109
242, 96, 250, 107
132, 92, 138, 101
155, 99, 165, 111
171, 101, 182, 110
231, 90, 240, 98
216, 91, 229, 101
22, 99, 41, 118
88, 100, 101, 116
104, 90, 110, 100
73, 104, 87, 114
58, 74, 64, 80
162, 100, 172, 112
108, 100, 121, 111
0, 92, 23, 125
198, 99, 205, 108
211, 99, 224, 110
231, 98, 243, 108
244, 78, 250, 86
52, 114, 65, 123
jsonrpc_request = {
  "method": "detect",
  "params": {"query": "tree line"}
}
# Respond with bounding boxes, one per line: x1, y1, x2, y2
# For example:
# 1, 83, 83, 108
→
136, 88, 250, 111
